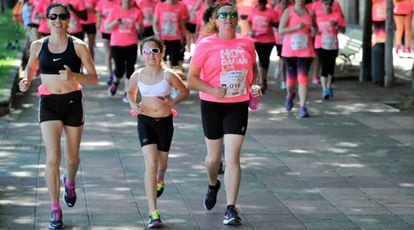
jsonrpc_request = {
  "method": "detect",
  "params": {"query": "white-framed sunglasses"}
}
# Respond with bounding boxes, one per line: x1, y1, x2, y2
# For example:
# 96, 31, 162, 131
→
142, 48, 161, 55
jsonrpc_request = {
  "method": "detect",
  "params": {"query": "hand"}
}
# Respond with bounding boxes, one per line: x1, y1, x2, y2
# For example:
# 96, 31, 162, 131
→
297, 22, 305, 30
129, 103, 143, 117
18, 78, 30, 92
212, 86, 226, 99
249, 31, 256, 38
58, 65, 73, 81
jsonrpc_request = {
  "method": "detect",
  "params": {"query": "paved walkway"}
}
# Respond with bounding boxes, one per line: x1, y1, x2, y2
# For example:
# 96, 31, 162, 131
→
1, 40, 414, 230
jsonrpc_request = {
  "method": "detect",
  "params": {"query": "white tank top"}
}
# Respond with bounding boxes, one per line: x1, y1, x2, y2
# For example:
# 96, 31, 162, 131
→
137, 69, 173, 97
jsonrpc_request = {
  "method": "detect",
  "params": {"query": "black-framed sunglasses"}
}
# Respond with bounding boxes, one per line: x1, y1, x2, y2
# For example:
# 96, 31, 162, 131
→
48, 13, 70, 21
142, 48, 161, 55
217, 11, 238, 19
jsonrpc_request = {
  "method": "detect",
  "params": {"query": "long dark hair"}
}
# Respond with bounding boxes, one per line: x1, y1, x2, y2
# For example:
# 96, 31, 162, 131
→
46, 2, 70, 18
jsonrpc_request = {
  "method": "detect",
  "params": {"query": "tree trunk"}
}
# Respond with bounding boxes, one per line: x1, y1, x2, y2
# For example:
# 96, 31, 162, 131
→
411, 62, 414, 105
360, 0, 372, 82
384, 0, 394, 87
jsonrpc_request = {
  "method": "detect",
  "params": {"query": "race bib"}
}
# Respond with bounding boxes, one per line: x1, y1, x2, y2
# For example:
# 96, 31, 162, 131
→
291, 34, 308, 50
162, 22, 177, 37
220, 70, 247, 97
321, 34, 337, 50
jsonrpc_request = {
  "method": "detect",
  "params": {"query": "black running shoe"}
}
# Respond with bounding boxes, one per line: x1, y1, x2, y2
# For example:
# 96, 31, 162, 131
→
62, 173, 76, 207
49, 209, 63, 229
223, 205, 241, 225
204, 179, 220, 210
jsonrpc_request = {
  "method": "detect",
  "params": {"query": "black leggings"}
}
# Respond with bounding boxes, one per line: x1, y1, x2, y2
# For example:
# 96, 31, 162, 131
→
254, 42, 275, 69
111, 44, 138, 79
316, 49, 338, 77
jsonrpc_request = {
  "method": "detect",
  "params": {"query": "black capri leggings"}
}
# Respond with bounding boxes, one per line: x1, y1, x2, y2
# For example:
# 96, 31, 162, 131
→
316, 48, 338, 77
254, 42, 275, 69
111, 44, 138, 79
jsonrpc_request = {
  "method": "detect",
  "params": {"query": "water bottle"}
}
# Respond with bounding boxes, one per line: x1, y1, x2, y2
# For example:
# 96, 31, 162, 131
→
249, 85, 261, 110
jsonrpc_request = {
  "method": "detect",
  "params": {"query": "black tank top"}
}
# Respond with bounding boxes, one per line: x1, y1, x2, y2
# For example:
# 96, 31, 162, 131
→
38, 36, 82, 74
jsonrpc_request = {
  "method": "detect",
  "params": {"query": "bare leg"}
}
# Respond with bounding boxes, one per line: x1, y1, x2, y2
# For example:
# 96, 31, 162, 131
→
223, 134, 244, 206
63, 125, 83, 184
204, 138, 223, 186
142, 144, 159, 214
41, 121, 64, 205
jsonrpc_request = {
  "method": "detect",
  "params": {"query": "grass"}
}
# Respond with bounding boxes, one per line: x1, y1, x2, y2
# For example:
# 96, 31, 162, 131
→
0, 9, 25, 96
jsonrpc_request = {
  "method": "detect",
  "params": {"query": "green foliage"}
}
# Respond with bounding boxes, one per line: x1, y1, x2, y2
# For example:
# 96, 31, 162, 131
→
0, 9, 25, 92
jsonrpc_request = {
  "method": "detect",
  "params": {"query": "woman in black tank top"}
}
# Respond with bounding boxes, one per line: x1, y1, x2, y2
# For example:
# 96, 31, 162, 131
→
18, 3, 98, 229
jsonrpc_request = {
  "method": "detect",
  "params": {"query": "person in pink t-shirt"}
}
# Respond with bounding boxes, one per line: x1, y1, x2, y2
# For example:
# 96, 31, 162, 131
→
80, 0, 99, 58
273, 0, 292, 90
314, 0, 345, 99
188, 3, 260, 226
32, 0, 52, 36
153, 0, 189, 68
135, 0, 158, 39
247, 0, 277, 93
105, 0, 143, 103
279, 0, 317, 118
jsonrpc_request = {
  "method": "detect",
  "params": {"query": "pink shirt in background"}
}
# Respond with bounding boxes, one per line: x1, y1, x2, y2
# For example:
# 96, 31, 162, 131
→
182, 0, 198, 24
30, 0, 43, 25
107, 5, 143, 46
33, 0, 50, 34
96, 0, 117, 34
136, 0, 158, 28
273, 3, 290, 45
314, 10, 345, 50
372, 0, 386, 21
154, 2, 189, 41
393, 0, 412, 15
307, 0, 344, 17
191, 34, 256, 103
248, 7, 277, 43
81, 0, 99, 25
281, 7, 316, 58
53, 0, 86, 34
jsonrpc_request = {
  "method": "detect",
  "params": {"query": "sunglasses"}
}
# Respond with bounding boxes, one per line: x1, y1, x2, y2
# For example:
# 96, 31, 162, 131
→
48, 13, 70, 21
217, 11, 238, 19
142, 48, 160, 55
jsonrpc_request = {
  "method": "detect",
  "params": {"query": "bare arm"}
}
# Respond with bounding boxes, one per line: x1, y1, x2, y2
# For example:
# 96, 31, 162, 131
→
187, 64, 226, 99
166, 71, 189, 106
19, 40, 41, 92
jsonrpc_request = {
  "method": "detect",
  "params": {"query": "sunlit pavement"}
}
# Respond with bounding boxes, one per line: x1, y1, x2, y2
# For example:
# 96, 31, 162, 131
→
1, 38, 414, 229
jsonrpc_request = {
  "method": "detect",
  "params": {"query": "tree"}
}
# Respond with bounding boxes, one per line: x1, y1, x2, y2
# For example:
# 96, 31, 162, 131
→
360, 0, 372, 82
384, 0, 394, 87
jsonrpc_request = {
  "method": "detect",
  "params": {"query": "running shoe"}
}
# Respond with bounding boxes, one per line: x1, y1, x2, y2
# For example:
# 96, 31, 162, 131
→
223, 205, 241, 225
284, 92, 295, 111
156, 180, 164, 198
62, 173, 76, 207
108, 81, 119, 96
49, 209, 63, 229
107, 72, 114, 86
122, 93, 129, 104
327, 87, 334, 98
322, 89, 330, 100
148, 210, 162, 228
312, 75, 320, 84
204, 179, 221, 210
298, 106, 310, 118
280, 81, 286, 90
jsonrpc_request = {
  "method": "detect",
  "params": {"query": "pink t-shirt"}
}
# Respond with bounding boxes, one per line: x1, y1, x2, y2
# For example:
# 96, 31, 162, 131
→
136, 0, 158, 27
81, 0, 98, 25
248, 7, 277, 43
154, 2, 189, 40
96, 0, 117, 34
182, 0, 198, 24
394, 0, 412, 15
30, 0, 42, 25
107, 5, 143, 46
190, 34, 257, 103
281, 7, 316, 58
307, 0, 344, 17
33, 0, 50, 34
314, 10, 345, 50
372, 0, 386, 21
53, 0, 86, 34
